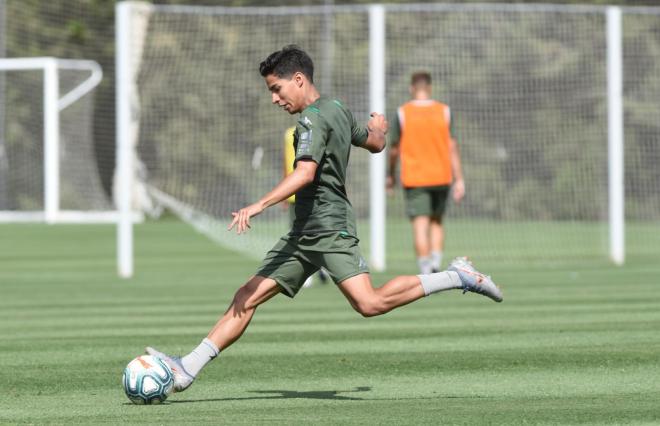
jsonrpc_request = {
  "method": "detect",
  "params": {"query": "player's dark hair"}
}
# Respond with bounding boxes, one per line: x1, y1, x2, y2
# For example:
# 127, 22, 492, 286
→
259, 45, 314, 83
411, 71, 432, 86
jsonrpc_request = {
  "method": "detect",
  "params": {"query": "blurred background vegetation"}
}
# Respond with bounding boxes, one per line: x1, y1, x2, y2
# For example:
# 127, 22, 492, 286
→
2, 0, 659, 223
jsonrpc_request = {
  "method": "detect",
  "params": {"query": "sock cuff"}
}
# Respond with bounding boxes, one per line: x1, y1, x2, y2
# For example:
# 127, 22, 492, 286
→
417, 274, 435, 296
202, 338, 220, 356
418, 271, 461, 296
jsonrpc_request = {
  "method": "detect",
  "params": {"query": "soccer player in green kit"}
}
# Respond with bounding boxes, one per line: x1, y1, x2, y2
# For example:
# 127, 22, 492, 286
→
147, 45, 502, 393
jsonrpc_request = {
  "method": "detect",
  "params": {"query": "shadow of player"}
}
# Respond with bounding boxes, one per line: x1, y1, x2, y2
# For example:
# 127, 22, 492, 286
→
169, 386, 372, 404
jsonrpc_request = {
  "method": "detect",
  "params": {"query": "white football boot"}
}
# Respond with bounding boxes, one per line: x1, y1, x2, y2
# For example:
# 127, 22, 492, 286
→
448, 257, 503, 303
145, 346, 194, 392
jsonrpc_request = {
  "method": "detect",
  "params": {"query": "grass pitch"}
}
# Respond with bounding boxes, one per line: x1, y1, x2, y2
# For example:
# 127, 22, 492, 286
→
1, 221, 659, 425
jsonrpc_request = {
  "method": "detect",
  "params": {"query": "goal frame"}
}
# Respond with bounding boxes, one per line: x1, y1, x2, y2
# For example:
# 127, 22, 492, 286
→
0, 56, 117, 223
115, 2, 628, 278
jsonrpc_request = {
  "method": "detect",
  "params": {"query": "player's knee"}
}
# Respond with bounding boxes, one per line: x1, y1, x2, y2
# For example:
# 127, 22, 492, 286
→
353, 299, 387, 318
233, 284, 258, 311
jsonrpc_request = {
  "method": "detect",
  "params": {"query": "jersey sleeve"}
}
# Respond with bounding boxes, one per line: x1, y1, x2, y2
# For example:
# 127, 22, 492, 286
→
295, 110, 328, 164
388, 108, 402, 147
350, 111, 368, 147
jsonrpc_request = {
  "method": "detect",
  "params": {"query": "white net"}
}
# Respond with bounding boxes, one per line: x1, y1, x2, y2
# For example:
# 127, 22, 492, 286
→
60, 68, 110, 212
0, 70, 43, 211
125, 3, 660, 267
622, 9, 660, 261
386, 5, 612, 267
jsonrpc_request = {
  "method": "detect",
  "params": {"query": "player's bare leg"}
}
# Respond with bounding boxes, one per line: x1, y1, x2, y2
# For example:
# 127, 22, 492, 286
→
206, 276, 282, 349
412, 215, 433, 274
338, 273, 427, 317
429, 216, 444, 271
147, 276, 281, 392
339, 260, 503, 318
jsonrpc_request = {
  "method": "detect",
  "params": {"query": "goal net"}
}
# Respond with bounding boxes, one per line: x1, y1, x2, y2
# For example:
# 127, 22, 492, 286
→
121, 4, 373, 261
0, 58, 113, 222
118, 3, 660, 271
621, 9, 660, 263
387, 5, 660, 267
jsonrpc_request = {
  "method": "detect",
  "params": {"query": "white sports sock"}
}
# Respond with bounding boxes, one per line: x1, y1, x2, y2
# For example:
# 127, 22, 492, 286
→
418, 271, 462, 296
431, 251, 443, 271
417, 256, 433, 274
181, 338, 219, 377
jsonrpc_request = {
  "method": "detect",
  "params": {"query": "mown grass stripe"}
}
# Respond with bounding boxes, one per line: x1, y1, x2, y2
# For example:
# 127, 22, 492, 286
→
2, 222, 660, 425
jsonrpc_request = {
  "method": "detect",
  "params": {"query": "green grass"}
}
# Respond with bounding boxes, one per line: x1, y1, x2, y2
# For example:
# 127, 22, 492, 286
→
1, 221, 660, 425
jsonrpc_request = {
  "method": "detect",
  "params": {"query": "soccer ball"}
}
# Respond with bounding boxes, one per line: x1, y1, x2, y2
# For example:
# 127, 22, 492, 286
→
122, 355, 174, 405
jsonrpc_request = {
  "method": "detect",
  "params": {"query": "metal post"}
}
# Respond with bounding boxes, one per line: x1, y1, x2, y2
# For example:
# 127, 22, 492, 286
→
116, 2, 134, 278
607, 6, 624, 265
44, 58, 59, 224
369, 4, 386, 271
321, 0, 334, 95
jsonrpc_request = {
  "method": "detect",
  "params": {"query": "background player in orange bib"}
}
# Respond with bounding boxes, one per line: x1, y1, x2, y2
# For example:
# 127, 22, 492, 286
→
387, 71, 465, 273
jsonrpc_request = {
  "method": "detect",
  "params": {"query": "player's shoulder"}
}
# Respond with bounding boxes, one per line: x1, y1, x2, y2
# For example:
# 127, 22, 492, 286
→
297, 104, 319, 131
315, 95, 350, 116
298, 97, 325, 127
404, 99, 447, 108
299, 96, 351, 127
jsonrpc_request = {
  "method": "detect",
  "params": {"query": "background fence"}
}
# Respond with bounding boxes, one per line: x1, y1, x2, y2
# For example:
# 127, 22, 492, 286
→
2, 2, 659, 275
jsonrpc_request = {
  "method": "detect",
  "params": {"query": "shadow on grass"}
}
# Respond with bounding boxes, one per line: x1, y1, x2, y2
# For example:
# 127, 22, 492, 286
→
169, 386, 372, 403
121, 387, 494, 406
166, 387, 494, 405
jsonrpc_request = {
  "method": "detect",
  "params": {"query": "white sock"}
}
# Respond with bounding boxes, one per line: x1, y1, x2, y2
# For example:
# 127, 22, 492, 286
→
181, 338, 219, 377
418, 271, 462, 296
431, 251, 443, 271
417, 256, 433, 274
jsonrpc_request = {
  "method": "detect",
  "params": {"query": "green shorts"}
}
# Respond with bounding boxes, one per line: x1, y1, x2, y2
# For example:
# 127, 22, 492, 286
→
255, 231, 369, 298
404, 185, 451, 219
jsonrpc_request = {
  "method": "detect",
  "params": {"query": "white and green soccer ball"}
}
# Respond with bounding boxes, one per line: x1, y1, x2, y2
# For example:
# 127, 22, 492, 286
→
122, 355, 174, 405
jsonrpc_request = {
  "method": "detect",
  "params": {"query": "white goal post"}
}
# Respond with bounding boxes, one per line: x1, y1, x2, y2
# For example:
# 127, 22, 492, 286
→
0, 57, 116, 223
606, 7, 624, 266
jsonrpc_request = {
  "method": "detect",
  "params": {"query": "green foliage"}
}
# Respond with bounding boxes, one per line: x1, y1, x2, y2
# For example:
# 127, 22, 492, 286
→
3, 1, 659, 221
66, 20, 88, 44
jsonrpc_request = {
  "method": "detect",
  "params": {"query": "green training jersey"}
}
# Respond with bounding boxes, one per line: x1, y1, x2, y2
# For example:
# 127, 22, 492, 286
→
291, 96, 368, 236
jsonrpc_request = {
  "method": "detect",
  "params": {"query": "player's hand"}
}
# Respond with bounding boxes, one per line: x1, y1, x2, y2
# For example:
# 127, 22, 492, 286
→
367, 112, 388, 135
228, 202, 265, 234
452, 179, 465, 203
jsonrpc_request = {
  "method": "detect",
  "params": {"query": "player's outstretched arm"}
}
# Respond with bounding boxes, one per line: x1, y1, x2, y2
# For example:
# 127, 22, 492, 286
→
228, 160, 317, 234
450, 138, 465, 202
361, 112, 388, 153
387, 144, 399, 192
